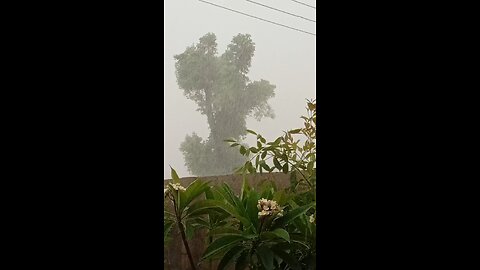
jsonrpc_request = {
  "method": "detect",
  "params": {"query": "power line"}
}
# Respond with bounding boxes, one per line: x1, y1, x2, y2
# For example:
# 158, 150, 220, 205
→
198, 0, 315, 36
290, 0, 316, 9
246, 0, 315, 23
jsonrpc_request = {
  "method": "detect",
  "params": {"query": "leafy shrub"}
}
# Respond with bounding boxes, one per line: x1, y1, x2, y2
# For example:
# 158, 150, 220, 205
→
165, 99, 317, 270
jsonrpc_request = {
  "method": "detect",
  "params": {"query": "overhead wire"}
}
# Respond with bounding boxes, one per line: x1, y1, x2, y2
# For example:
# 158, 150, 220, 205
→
198, 0, 316, 36
245, 0, 315, 23
290, 0, 316, 9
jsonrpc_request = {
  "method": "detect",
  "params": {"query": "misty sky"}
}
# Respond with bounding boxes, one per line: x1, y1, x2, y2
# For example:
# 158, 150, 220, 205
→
164, 0, 316, 179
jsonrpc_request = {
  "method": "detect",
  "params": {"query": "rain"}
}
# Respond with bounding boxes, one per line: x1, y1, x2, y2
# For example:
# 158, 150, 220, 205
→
164, 0, 316, 179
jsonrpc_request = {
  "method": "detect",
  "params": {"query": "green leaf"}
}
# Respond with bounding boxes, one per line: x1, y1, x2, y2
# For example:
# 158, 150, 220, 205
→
240, 146, 246, 155
260, 136, 266, 144
273, 157, 282, 170
185, 221, 195, 240
235, 251, 248, 270
185, 199, 226, 218
170, 166, 180, 183
271, 246, 301, 270
261, 150, 267, 159
288, 199, 300, 209
164, 220, 174, 242
230, 143, 240, 147
307, 160, 315, 174
179, 179, 210, 211
217, 245, 246, 270
260, 162, 271, 172
291, 239, 311, 250
189, 217, 210, 228
164, 210, 175, 219
257, 141, 262, 148
247, 161, 255, 174
273, 137, 282, 146
235, 165, 246, 174
246, 129, 257, 135
273, 203, 315, 229
201, 235, 247, 260
270, 228, 290, 242
308, 102, 316, 111
224, 138, 236, 143
273, 239, 306, 250
249, 147, 259, 154
192, 198, 251, 227
245, 191, 259, 233
205, 187, 215, 200
220, 184, 246, 217
259, 231, 277, 240
216, 185, 234, 205
208, 227, 243, 237
289, 128, 302, 134
256, 246, 274, 270
282, 163, 289, 173
289, 172, 298, 190
240, 176, 250, 201
272, 190, 288, 206
260, 184, 274, 200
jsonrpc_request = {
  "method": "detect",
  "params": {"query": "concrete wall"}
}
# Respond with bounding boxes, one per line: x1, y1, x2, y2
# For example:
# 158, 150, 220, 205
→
163, 172, 290, 270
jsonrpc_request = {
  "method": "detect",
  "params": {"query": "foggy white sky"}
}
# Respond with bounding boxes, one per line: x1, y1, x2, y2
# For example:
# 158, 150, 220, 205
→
164, 0, 316, 179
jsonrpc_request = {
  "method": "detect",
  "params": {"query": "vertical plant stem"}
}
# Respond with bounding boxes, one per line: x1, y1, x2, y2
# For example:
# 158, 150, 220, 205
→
208, 235, 213, 270
249, 216, 266, 267
258, 216, 266, 234
172, 197, 197, 270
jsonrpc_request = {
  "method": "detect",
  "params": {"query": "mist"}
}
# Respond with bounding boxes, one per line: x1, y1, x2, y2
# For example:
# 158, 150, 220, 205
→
164, 0, 316, 179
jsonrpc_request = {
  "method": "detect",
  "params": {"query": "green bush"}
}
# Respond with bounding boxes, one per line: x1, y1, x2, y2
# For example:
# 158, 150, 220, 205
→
164, 99, 316, 270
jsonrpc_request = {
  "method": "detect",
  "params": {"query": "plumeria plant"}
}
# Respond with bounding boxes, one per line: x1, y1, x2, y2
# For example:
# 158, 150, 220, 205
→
164, 99, 317, 269
220, 99, 317, 269
164, 167, 211, 270
195, 181, 315, 270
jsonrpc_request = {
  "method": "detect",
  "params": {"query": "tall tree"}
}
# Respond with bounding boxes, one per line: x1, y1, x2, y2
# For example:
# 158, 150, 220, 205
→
174, 33, 276, 176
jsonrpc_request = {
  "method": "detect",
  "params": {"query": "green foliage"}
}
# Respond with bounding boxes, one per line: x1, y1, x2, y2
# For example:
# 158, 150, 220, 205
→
221, 99, 317, 269
164, 168, 212, 269
197, 179, 316, 270
228, 99, 317, 194
175, 33, 276, 176
164, 100, 317, 269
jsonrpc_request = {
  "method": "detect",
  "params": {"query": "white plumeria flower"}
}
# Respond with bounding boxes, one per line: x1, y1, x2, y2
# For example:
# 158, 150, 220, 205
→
169, 183, 186, 191
257, 198, 283, 218
258, 210, 270, 216
309, 214, 315, 223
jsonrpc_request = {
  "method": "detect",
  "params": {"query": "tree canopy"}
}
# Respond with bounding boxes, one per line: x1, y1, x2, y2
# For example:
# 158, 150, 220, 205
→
174, 33, 276, 176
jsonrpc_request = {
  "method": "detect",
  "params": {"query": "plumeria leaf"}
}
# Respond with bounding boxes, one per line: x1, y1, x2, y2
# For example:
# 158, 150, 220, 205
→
201, 234, 247, 260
